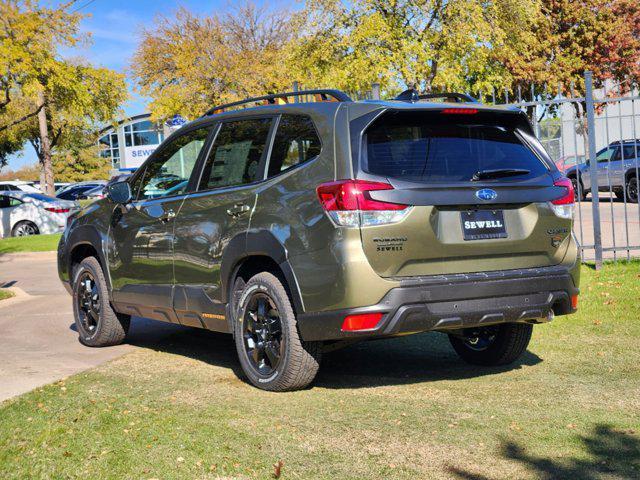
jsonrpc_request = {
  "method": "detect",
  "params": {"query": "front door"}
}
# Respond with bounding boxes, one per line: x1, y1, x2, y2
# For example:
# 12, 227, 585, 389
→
596, 146, 618, 189
173, 117, 274, 330
108, 126, 212, 320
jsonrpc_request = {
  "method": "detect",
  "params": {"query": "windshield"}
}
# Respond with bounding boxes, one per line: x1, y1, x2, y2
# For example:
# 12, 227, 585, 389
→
363, 111, 549, 183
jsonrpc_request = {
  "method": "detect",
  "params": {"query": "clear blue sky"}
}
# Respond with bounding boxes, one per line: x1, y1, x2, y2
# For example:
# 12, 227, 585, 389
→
7, 0, 292, 169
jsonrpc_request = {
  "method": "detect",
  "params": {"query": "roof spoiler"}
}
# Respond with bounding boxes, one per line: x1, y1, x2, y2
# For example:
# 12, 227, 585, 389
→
395, 89, 478, 104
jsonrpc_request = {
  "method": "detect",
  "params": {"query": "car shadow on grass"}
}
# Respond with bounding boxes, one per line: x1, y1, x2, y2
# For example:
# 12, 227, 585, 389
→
447, 424, 640, 480
315, 332, 541, 388
71, 317, 541, 389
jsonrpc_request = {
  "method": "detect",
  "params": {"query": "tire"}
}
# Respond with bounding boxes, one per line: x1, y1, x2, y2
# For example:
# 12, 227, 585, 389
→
570, 177, 587, 202
233, 272, 321, 391
614, 190, 625, 201
626, 176, 638, 204
11, 220, 39, 237
449, 323, 533, 366
72, 257, 130, 347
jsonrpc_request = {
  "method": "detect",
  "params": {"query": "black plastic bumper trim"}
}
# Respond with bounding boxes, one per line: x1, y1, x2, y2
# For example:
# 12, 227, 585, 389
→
297, 266, 578, 341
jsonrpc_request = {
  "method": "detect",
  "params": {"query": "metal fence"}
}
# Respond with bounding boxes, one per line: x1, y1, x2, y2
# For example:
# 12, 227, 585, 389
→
484, 72, 640, 268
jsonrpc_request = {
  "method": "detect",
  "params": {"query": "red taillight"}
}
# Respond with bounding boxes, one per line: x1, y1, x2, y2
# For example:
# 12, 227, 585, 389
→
571, 294, 579, 310
441, 108, 478, 115
341, 312, 383, 331
45, 207, 70, 213
552, 177, 574, 205
316, 180, 407, 211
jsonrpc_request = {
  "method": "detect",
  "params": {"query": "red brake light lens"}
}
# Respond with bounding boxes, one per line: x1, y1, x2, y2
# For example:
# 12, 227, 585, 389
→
552, 177, 574, 205
441, 108, 478, 115
45, 207, 70, 213
316, 180, 407, 211
341, 312, 384, 331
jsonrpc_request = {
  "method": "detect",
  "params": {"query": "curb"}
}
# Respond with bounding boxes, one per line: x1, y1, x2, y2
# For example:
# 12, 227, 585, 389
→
0, 287, 32, 308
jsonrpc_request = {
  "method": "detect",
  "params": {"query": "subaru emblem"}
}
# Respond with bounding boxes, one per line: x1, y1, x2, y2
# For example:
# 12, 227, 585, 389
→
476, 188, 498, 201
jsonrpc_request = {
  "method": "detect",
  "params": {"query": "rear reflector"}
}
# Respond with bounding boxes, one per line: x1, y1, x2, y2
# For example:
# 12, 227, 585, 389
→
341, 312, 383, 331
45, 207, 70, 213
571, 294, 579, 310
441, 108, 478, 115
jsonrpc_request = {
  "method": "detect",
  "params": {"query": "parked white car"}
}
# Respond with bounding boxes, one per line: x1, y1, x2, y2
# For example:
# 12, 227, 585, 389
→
0, 180, 41, 194
0, 192, 79, 237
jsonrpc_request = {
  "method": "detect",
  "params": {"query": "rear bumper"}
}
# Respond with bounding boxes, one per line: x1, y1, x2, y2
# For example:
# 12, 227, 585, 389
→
297, 265, 579, 341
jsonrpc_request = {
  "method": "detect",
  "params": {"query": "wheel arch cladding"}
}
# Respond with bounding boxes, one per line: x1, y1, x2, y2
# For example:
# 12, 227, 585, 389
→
66, 225, 110, 289
221, 230, 305, 313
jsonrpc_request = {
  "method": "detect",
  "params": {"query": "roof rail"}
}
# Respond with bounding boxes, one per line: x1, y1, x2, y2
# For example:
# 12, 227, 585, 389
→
203, 89, 353, 116
395, 89, 478, 104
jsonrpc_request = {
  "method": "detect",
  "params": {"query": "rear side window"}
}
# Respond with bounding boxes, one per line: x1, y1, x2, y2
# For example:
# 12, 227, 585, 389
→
363, 111, 548, 183
268, 114, 321, 177
0, 196, 22, 208
199, 118, 272, 190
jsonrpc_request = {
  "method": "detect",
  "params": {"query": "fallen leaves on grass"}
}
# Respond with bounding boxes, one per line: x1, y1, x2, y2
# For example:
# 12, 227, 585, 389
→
273, 460, 284, 478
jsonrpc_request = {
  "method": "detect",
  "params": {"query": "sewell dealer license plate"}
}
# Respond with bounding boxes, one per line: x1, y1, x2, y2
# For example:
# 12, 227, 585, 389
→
461, 210, 507, 240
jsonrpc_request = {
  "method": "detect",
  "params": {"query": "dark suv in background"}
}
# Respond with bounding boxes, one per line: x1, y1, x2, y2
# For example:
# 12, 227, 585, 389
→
58, 89, 580, 391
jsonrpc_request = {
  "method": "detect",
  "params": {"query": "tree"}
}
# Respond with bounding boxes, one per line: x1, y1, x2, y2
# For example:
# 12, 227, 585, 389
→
132, 2, 294, 122
286, 0, 541, 97
0, 1, 127, 195
503, 0, 640, 98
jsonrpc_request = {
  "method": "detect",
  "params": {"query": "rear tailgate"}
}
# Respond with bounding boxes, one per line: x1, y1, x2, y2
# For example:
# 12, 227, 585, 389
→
354, 108, 573, 277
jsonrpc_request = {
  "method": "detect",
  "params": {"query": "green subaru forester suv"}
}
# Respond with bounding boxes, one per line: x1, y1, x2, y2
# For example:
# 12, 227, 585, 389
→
58, 89, 580, 391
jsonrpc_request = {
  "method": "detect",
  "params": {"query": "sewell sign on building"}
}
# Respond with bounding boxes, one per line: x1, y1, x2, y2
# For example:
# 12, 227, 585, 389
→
99, 114, 187, 172
123, 145, 158, 169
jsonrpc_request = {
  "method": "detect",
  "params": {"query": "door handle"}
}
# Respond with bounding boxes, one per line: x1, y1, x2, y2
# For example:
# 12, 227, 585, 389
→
159, 209, 176, 223
226, 203, 250, 218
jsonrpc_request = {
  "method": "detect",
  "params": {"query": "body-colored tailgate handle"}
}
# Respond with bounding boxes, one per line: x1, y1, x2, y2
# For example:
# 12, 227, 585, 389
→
226, 204, 250, 218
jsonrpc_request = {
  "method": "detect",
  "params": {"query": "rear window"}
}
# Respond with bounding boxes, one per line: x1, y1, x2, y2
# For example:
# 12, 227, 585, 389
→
363, 111, 548, 183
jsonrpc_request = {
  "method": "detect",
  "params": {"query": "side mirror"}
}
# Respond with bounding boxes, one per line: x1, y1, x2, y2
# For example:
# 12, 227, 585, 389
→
107, 181, 132, 204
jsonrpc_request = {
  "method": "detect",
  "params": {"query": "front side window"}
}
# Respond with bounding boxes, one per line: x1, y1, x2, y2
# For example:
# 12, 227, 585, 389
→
268, 114, 321, 177
198, 118, 272, 190
363, 111, 549, 183
596, 147, 616, 163
136, 127, 210, 201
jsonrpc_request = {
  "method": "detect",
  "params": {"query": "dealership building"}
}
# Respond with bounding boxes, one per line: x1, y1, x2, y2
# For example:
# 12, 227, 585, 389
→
99, 113, 184, 173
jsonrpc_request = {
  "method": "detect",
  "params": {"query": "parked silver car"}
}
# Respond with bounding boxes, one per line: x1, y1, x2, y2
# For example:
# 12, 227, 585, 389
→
565, 140, 639, 203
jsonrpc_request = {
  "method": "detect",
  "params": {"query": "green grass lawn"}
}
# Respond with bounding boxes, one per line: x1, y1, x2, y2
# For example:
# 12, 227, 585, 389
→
0, 289, 14, 301
1, 263, 639, 479
0, 233, 61, 254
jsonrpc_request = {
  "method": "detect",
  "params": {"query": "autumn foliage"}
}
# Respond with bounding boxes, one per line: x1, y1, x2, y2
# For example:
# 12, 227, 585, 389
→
132, 0, 640, 121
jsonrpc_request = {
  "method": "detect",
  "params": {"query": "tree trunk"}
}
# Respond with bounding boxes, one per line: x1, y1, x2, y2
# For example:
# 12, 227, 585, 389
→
36, 90, 54, 196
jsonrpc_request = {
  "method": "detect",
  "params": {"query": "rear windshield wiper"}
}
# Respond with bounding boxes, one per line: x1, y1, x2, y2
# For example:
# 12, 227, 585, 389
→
471, 168, 530, 181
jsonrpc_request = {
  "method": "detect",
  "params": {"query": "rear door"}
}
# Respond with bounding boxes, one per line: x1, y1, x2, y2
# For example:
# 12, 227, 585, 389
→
355, 109, 572, 277
172, 117, 274, 330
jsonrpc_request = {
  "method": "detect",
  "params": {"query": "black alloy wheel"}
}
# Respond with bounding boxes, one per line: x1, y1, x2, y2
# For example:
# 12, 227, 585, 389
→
627, 177, 638, 203
76, 271, 101, 339
242, 292, 284, 376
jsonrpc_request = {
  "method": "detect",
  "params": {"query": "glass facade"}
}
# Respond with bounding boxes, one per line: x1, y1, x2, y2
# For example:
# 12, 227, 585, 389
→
98, 117, 167, 171
98, 132, 120, 168
124, 120, 164, 147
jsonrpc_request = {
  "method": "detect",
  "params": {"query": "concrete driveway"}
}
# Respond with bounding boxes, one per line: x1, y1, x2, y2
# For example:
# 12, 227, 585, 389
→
0, 252, 183, 401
